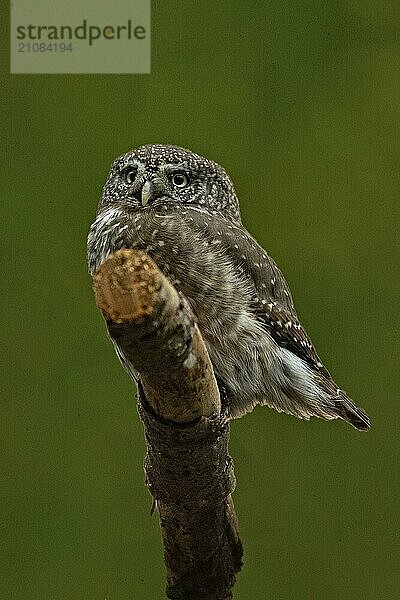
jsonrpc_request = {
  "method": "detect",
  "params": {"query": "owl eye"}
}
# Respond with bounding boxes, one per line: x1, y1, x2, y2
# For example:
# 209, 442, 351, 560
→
122, 167, 137, 185
171, 172, 188, 188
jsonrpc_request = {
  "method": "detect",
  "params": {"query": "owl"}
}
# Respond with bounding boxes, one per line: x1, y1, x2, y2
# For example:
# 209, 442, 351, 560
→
87, 144, 370, 431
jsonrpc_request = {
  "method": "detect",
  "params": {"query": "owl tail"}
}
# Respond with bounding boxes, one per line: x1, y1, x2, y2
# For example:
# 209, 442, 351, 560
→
334, 395, 371, 431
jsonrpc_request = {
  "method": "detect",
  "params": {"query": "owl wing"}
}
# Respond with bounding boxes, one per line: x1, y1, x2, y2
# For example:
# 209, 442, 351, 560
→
250, 262, 329, 377
240, 227, 370, 429
200, 212, 369, 430
203, 214, 328, 374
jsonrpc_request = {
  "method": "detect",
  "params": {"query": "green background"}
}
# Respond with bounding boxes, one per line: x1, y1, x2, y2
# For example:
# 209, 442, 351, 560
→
2, 2, 399, 599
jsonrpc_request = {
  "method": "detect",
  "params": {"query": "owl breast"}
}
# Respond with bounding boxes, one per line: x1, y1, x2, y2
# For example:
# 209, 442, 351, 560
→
88, 202, 278, 413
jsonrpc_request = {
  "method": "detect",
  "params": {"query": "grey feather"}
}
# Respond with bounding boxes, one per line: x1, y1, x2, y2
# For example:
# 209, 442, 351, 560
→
87, 144, 370, 431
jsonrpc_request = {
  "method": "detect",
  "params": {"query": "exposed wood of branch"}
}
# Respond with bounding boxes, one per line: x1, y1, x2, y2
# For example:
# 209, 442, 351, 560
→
92, 249, 243, 600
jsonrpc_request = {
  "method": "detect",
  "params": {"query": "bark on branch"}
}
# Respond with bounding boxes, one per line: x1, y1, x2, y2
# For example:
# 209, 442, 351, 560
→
92, 249, 243, 600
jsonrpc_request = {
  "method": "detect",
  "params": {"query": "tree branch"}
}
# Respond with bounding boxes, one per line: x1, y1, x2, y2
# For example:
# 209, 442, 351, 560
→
92, 249, 243, 600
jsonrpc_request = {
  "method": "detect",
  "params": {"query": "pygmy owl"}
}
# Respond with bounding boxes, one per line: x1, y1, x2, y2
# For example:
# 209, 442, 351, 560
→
87, 144, 370, 431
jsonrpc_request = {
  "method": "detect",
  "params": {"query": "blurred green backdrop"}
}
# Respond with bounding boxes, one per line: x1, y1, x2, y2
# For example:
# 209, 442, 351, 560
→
2, 2, 399, 599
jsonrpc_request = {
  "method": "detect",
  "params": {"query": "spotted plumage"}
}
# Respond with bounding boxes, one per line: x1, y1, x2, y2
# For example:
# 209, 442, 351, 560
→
87, 144, 370, 430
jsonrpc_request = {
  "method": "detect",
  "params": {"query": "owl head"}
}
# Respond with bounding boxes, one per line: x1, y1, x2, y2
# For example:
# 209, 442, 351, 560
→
99, 144, 241, 222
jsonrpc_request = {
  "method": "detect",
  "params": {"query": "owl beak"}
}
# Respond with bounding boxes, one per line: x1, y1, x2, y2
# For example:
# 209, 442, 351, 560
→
141, 178, 166, 207
141, 180, 154, 207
